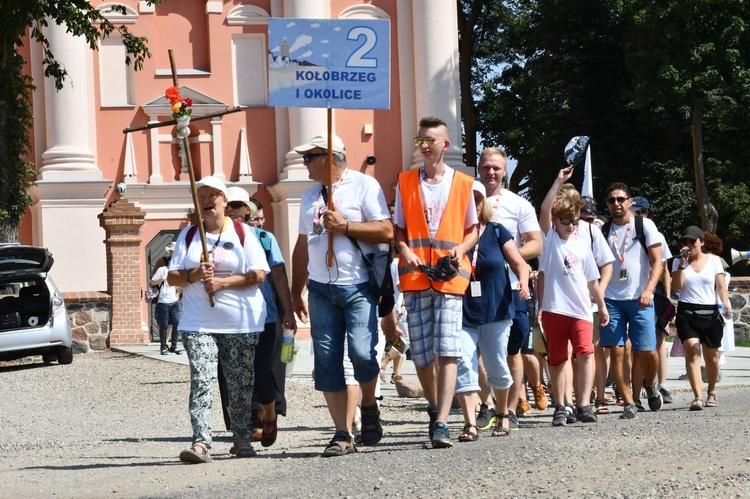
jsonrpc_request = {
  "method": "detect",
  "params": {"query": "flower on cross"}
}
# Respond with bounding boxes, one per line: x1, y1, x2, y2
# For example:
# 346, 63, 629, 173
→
165, 86, 192, 119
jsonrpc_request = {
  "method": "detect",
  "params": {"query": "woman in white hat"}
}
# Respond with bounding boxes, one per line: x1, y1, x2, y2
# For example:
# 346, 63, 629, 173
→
167, 176, 270, 463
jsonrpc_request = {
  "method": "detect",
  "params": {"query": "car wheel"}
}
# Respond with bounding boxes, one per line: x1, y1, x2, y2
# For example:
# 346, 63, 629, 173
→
57, 346, 73, 365
42, 352, 57, 363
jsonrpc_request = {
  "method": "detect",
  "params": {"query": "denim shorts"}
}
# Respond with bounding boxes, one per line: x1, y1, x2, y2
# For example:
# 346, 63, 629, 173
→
308, 279, 380, 392
600, 298, 656, 351
404, 289, 463, 368
507, 290, 530, 355
455, 319, 513, 393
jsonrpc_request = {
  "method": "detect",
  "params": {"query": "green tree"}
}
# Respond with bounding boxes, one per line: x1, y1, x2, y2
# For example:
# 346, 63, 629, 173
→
0, 0, 164, 242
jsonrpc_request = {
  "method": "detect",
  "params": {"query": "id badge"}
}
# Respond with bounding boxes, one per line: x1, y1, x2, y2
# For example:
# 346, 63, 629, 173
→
619, 268, 628, 281
470, 280, 482, 297
308, 232, 321, 245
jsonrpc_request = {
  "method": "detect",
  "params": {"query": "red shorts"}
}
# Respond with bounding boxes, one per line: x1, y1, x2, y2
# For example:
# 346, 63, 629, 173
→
541, 311, 594, 366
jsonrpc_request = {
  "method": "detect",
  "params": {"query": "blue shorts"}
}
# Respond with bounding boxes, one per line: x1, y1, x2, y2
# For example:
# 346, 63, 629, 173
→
507, 290, 530, 355
456, 320, 513, 393
600, 298, 657, 351
404, 289, 463, 368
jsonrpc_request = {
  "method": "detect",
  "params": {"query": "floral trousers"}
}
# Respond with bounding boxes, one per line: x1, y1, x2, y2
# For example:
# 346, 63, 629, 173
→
181, 331, 259, 448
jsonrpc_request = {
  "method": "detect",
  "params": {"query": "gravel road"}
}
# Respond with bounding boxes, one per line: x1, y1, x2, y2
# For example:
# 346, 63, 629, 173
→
1, 351, 749, 498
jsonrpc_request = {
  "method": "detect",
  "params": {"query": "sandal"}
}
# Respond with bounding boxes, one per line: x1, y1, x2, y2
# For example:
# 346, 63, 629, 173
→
379, 369, 387, 382
234, 439, 257, 458
322, 430, 356, 457
359, 403, 383, 446
179, 442, 212, 464
261, 415, 278, 447
391, 373, 401, 384
690, 398, 704, 411
458, 423, 479, 442
705, 391, 718, 408
595, 400, 610, 414
491, 414, 510, 437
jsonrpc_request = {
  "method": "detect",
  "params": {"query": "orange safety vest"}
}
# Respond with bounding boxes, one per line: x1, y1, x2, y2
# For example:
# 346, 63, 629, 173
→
397, 168, 473, 295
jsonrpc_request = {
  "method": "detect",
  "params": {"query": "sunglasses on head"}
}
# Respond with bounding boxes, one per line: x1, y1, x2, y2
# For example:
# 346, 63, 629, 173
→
606, 196, 629, 204
559, 217, 580, 226
303, 152, 328, 163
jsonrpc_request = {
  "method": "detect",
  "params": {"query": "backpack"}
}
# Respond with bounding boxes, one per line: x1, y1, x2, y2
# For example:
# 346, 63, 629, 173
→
601, 216, 648, 257
186, 219, 246, 248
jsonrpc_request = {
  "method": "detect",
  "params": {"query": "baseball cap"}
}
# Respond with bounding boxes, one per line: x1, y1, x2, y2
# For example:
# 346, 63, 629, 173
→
472, 180, 486, 198
681, 225, 704, 241
293, 134, 346, 155
631, 196, 650, 211
581, 196, 597, 216
195, 176, 227, 196
226, 186, 252, 209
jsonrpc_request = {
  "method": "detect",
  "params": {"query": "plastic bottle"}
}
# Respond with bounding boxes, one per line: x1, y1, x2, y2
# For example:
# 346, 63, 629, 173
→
280, 329, 295, 364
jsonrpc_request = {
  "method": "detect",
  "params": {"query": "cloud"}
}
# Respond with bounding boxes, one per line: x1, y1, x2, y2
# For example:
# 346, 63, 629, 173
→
322, 54, 330, 58
300, 50, 313, 58
286, 22, 295, 28
289, 34, 313, 54
311, 23, 320, 28
333, 26, 341, 32
320, 40, 329, 44
271, 46, 279, 52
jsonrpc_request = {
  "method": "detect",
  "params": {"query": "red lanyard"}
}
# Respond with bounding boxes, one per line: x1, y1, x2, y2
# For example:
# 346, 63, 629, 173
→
610, 222, 632, 265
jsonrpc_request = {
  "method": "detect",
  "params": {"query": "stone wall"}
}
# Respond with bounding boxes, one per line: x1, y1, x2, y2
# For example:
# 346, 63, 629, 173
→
62, 292, 111, 353
729, 276, 750, 340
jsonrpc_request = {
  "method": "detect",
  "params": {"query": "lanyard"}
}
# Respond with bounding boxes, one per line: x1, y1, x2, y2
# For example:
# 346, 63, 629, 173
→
471, 224, 487, 277
313, 168, 349, 228
610, 222, 632, 265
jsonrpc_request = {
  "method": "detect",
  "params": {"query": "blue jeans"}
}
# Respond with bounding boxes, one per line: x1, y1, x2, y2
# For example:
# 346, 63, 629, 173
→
307, 280, 380, 392
456, 320, 513, 393
155, 301, 181, 349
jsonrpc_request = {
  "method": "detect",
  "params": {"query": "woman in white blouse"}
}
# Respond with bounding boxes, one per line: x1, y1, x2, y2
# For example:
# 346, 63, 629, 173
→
671, 226, 732, 410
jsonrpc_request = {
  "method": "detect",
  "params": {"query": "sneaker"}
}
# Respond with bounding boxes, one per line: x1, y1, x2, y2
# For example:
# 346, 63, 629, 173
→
516, 397, 531, 416
620, 404, 638, 420
659, 387, 673, 404
431, 421, 453, 448
645, 384, 663, 411
634, 399, 646, 412
577, 405, 598, 423
564, 403, 576, 424
507, 411, 520, 431
169, 346, 182, 354
160, 348, 169, 355
427, 407, 438, 440
552, 406, 567, 426
475, 403, 497, 430
532, 383, 548, 410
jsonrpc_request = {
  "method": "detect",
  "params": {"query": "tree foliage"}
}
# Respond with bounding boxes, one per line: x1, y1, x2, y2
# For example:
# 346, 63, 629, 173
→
461, 0, 750, 271
0, 0, 165, 242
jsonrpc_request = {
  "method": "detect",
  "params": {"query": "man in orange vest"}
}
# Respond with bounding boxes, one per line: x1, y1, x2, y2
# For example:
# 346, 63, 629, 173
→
393, 116, 478, 448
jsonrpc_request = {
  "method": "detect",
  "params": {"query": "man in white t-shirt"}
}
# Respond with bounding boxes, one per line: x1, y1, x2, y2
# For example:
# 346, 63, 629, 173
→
601, 183, 663, 420
150, 242, 182, 355
291, 134, 392, 457
478, 148, 543, 429
394, 116, 477, 448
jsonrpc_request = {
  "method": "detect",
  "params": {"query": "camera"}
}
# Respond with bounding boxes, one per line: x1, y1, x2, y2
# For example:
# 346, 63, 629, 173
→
365, 155, 377, 165
115, 183, 127, 196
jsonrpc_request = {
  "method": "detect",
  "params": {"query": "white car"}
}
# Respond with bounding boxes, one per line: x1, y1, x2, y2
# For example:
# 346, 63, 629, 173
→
0, 244, 73, 364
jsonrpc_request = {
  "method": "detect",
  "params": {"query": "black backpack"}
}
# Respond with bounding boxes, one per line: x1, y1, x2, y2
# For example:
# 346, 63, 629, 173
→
601, 216, 648, 257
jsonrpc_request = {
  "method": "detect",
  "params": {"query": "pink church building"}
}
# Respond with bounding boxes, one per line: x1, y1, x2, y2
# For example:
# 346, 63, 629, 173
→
20, 0, 468, 347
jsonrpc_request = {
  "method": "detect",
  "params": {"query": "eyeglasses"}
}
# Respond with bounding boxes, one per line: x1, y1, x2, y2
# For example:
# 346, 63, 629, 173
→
559, 218, 580, 226
636, 209, 649, 216
414, 137, 444, 147
303, 153, 328, 163
250, 217, 266, 224
198, 191, 220, 201
606, 196, 629, 204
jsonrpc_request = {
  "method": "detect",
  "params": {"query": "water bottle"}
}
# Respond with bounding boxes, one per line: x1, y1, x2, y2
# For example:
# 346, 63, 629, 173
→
280, 329, 295, 364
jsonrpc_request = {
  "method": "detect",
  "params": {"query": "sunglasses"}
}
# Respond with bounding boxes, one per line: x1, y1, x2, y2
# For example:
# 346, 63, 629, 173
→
680, 238, 697, 246
303, 152, 327, 163
559, 218, 580, 226
227, 201, 246, 210
414, 137, 444, 147
606, 196, 629, 204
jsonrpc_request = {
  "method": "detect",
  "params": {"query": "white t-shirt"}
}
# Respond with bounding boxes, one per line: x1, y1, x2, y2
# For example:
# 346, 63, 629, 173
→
575, 220, 615, 268
486, 189, 541, 286
169, 220, 270, 333
603, 216, 661, 300
152, 266, 179, 304
299, 169, 390, 286
671, 254, 723, 305
539, 228, 600, 322
658, 232, 672, 260
393, 165, 477, 238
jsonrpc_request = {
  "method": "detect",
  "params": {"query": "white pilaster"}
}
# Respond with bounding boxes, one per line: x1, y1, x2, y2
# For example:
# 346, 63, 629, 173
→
411, 0, 468, 174
148, 116, 162, 183
211, 118, 225, 180
40, 20, 100, 181
397, 0, 417, 172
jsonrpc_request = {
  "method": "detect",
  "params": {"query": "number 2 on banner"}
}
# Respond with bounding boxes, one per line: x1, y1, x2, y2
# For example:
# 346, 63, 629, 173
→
346, 27, 377, 68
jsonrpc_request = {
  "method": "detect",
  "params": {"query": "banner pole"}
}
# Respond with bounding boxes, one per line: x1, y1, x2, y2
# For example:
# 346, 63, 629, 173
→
327, 107, 334, 267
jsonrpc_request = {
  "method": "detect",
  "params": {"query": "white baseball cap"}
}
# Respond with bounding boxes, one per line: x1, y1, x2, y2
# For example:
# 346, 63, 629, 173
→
226, 186, 251, 208
195, 176, 227, 196
293, 134, 346, 155
472, 180, 486, 198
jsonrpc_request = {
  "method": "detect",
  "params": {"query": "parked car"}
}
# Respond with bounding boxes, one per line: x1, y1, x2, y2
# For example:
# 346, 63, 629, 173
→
0, 244, 73, 364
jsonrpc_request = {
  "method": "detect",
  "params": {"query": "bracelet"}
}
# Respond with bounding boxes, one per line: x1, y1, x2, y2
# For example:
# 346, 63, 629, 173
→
345, 221, 349, 235
677, 266, 685, 271
186, 269, 195, 283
